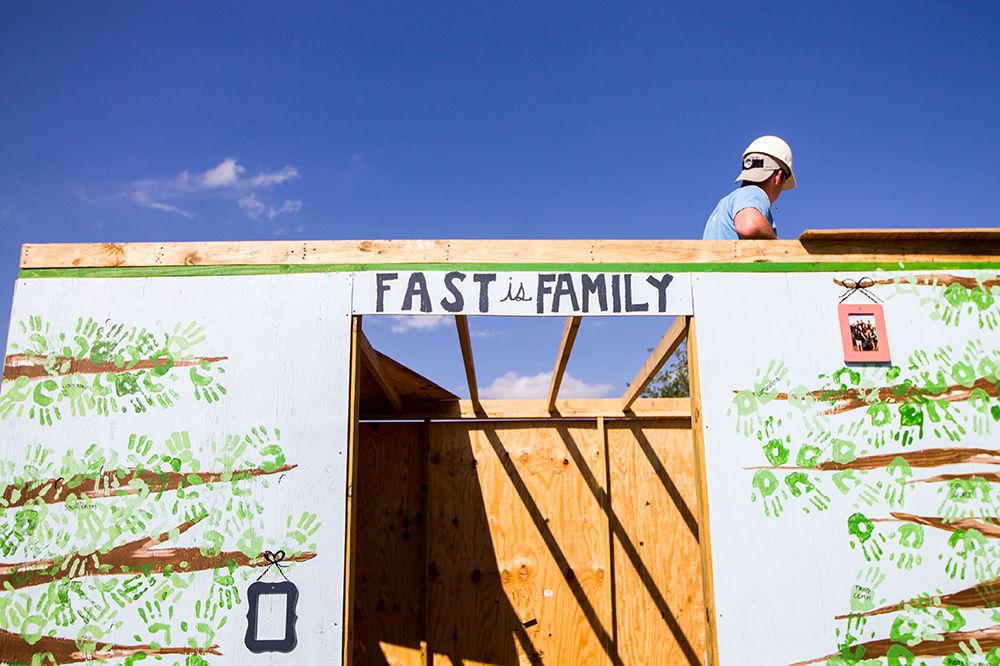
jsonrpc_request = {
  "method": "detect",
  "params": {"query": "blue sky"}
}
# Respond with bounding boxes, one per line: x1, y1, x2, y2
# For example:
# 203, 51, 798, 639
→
2, 1, 999, 397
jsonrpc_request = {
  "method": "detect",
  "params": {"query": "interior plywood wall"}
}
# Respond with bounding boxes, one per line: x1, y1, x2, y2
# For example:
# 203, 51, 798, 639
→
352, 419, 704, 666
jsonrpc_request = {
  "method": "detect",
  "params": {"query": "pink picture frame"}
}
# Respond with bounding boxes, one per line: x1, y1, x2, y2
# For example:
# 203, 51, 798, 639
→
838, 303, 891, 363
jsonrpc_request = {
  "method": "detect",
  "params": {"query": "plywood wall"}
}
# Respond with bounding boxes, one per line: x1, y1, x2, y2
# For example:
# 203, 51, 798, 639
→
353, 419, 704, 665
0, 274, 355, 664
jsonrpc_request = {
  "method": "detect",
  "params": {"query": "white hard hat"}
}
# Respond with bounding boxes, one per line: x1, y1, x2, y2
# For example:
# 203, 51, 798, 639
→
735, 135, 796, 190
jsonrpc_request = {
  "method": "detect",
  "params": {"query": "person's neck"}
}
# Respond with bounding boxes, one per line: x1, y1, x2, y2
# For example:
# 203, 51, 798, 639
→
757, 182, 781, 205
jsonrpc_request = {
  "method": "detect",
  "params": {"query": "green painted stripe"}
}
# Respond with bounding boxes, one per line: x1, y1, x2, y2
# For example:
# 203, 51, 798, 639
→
16, 260, 1000, 279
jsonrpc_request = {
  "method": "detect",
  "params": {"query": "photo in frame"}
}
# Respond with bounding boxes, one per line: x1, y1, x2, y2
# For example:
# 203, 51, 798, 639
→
837, 303, 891, 363
245, 580, 299, 653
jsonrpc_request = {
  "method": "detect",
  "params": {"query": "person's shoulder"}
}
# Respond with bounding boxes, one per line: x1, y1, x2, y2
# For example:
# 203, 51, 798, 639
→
734, 184, 769, 203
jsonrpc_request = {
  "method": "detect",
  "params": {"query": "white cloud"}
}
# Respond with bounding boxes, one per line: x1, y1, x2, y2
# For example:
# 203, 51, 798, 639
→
273, 223, 308, 237
238, 193, 303, 220
480, 371, 614, 399
470, 329, 505, 339
199, 158, 243, 188
389, 315, 449, 333
120, 157, 301, 220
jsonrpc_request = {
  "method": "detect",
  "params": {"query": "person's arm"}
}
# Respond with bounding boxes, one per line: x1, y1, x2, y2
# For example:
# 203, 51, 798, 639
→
734, 207, 777, 239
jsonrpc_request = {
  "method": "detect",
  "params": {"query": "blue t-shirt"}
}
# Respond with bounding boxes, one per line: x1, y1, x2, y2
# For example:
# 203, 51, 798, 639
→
702, 185, 776, 240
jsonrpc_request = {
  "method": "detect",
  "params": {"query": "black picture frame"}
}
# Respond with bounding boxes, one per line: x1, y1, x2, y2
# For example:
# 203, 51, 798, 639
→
245, 580, 299, 653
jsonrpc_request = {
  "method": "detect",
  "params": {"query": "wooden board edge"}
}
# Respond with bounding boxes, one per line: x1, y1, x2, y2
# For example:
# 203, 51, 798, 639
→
686, 315, 719, 665
342, 316, 363, 665
547, 316, 582, 412
799, 227, 1000, 242
454, 315, 479, 405
360, 397, 692, 420
20, 237, 1000, 269
421, 419, 431, 666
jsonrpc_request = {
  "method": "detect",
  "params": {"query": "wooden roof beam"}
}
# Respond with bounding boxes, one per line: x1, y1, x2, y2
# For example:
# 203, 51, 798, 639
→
455, 315, 479, 405
357, 328, 403, 413
547, 316, 582, 413
621, 315, 689, 412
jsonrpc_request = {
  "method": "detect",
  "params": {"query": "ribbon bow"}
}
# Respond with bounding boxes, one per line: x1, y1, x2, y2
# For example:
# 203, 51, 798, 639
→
838, 277, 882, 304
256, 549, 290, 581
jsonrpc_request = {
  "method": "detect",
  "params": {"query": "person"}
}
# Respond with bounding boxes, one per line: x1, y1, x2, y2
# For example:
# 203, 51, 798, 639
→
702, 135, 797, 240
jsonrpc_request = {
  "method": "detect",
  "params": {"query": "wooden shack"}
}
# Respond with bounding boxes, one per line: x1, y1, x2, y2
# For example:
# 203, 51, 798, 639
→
2, 230, 998, 665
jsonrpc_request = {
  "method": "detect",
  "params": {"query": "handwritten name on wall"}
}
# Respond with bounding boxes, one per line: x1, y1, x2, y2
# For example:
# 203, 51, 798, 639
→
353, 272, 693, 316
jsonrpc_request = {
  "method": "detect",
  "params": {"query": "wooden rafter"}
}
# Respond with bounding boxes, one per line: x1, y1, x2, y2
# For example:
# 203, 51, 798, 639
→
454, 315, 479, 404
621, 315, 689, 411
357, 328, 403, 412
547, 316, 582, 413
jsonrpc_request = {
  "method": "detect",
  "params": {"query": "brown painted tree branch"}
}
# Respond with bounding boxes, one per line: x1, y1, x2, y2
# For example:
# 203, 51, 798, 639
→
2, 353, 227, 381
0, 514, 316, 591
747, 446, 1000, 473
884, 512, 1000, 539
789, 623, 1000, 665
837, 574, 1000, 619
913, 471, 1000, 484
1, 463, 296, 508
771, 377, 999, 415
0, 627, 221, 665
834, 274, 1000, 290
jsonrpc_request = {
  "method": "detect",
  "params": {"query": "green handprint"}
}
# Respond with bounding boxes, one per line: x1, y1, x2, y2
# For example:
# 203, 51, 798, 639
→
882, 456, 912, 507
168, 321, 208, 354
849, 566, 885, 614
785, 471, 831, 512
190, 362, 227, 403
887, 523, 923, 571
848, 512, 885, 562
165, 431, 200, 473
287, 511, 321, 546
944, 528, 989, 580
128, 433, 155, 458
0, 375, 33, 419
751, 469, 786, 518
762, 438, 790, 466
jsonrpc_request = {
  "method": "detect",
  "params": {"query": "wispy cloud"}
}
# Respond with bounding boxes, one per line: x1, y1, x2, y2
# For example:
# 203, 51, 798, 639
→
119, 157, 301, 220
389, 315, 449, 333
238, 193, 303, 220
273, 223, 308, 237
480, 371, 614, 399
470, 329, 506, 339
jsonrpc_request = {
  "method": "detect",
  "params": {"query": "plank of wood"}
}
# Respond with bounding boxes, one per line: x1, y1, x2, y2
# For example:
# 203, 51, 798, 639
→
352, 422, 427, 666
342, 316, 364, 666
621, 316, 689, 411
686, 317, 720, 665
20, 236, 1000, 268
358, 330, 403, 412
799, 228, 1000, 242
607, 421, 705, 665
454, 315, 479, 405
427, 421, 613, 665
598, 416, 616, 665
547, 316, 582, 413
360, 398, 692, 420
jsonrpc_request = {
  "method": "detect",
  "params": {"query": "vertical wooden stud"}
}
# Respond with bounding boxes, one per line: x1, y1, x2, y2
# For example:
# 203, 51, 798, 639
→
598, 415, 618, 665
686, 315, 719, 665
342, 316, 363, 665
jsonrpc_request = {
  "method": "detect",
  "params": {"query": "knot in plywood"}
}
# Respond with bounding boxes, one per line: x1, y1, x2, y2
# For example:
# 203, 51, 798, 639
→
100, 243, 126, 266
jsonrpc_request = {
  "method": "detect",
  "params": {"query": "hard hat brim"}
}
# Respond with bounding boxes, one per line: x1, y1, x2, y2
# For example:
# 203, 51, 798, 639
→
735, 167, 797, 190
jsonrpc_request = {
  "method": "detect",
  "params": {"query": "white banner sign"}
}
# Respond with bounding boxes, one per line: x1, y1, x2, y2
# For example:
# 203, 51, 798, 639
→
352, 271, 693, 316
